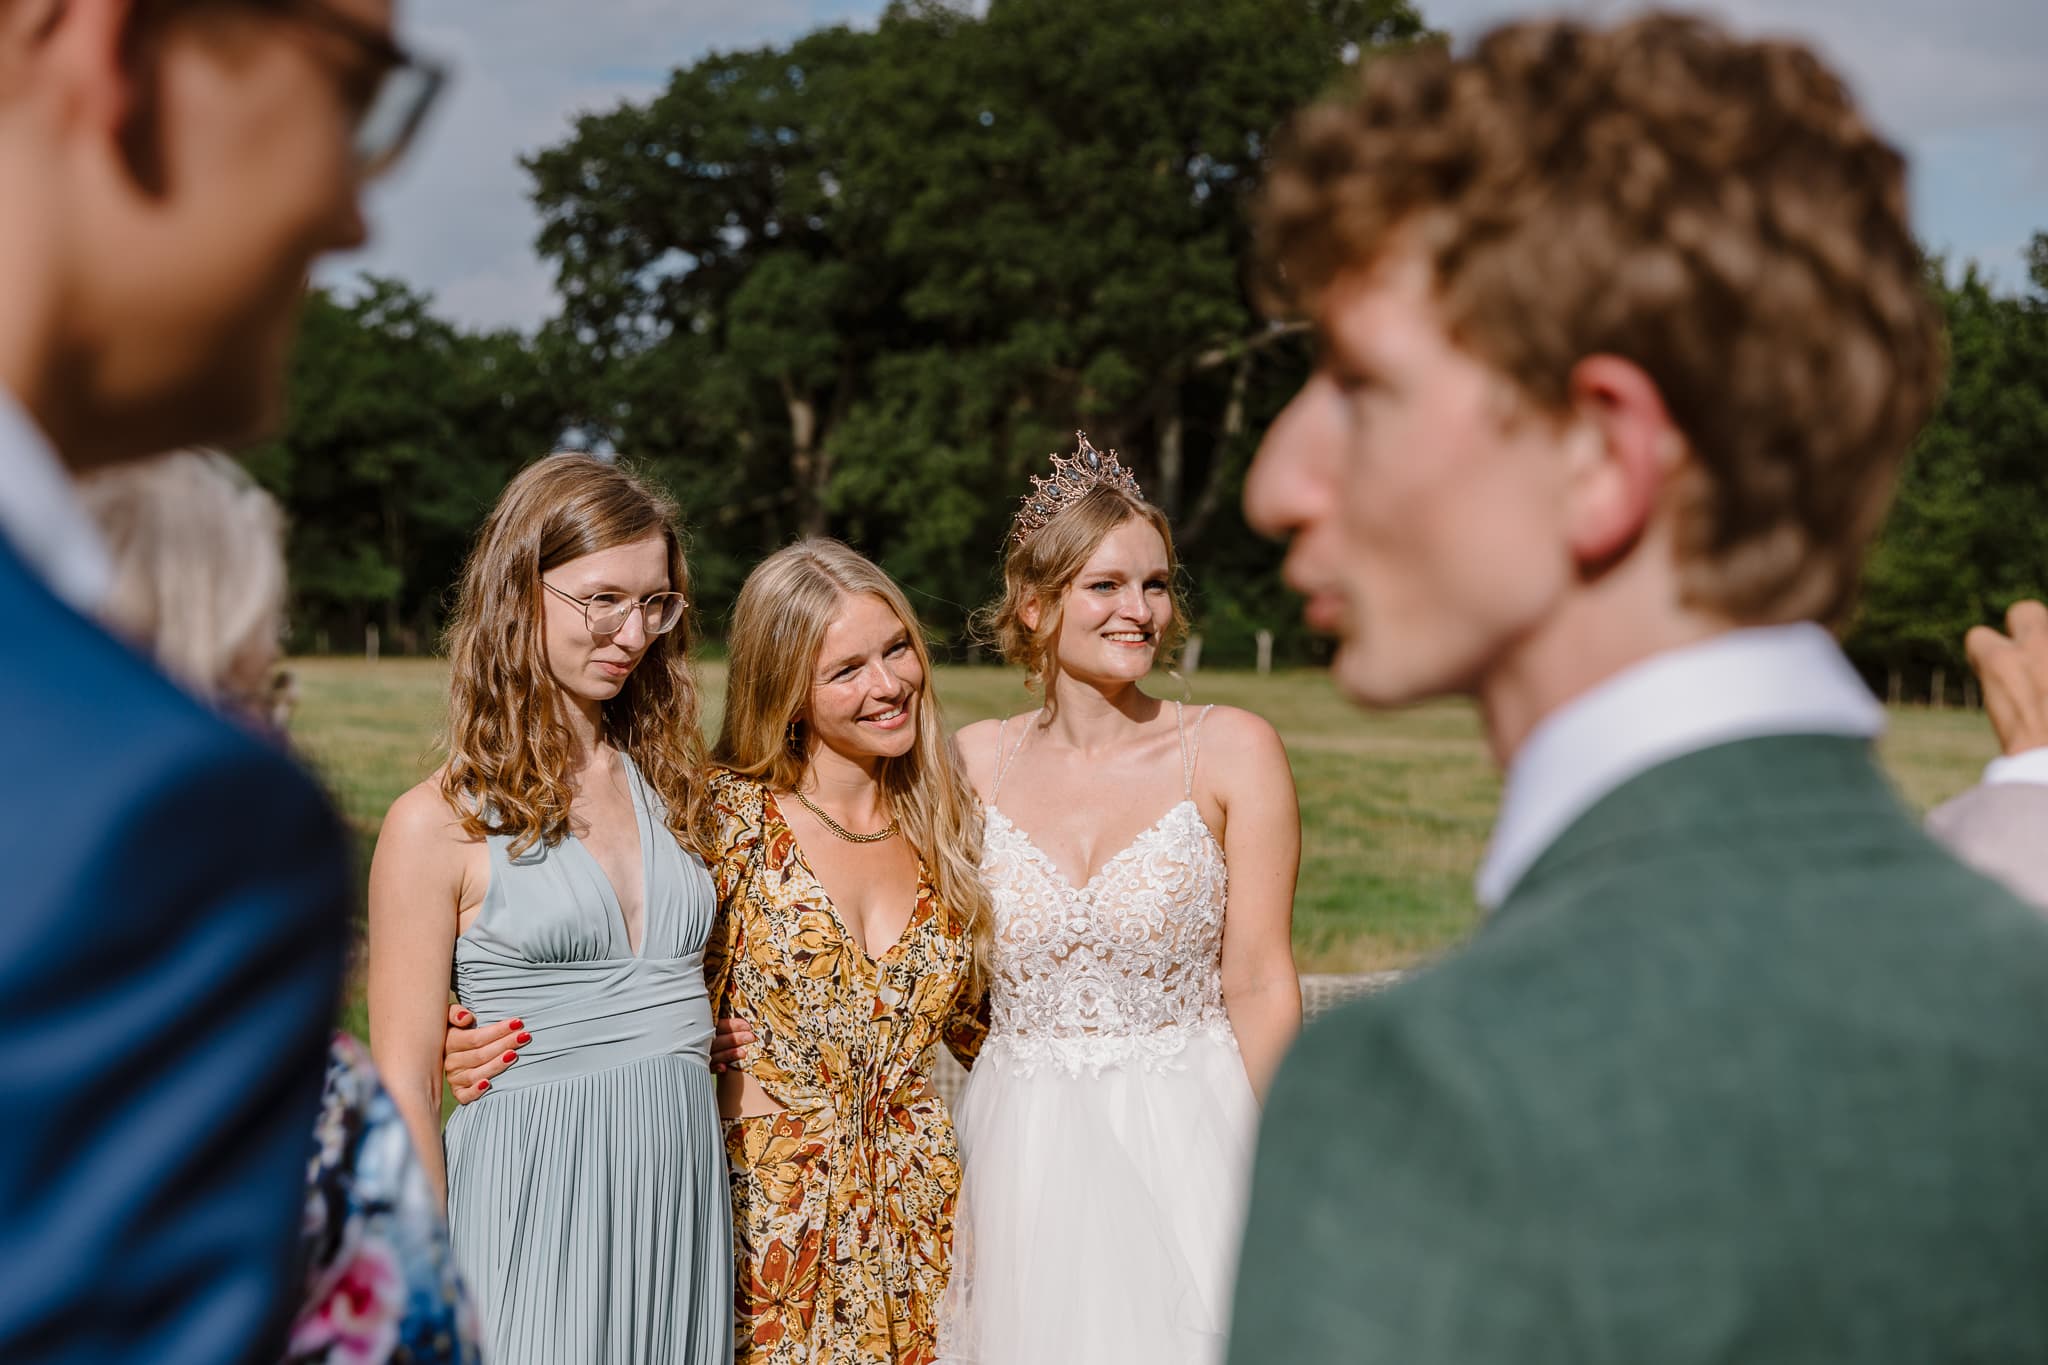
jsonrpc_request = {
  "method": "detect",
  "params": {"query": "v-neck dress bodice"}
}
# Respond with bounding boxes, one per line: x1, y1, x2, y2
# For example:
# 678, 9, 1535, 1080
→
443, 755, 731, 1364
939, 704, 1256, 1365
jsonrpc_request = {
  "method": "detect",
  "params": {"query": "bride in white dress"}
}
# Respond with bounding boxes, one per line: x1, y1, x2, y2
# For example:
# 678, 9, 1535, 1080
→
940, 435, 1302, 1365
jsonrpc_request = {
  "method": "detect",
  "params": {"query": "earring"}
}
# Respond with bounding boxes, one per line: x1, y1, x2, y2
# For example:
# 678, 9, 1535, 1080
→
785, 719, 804, 754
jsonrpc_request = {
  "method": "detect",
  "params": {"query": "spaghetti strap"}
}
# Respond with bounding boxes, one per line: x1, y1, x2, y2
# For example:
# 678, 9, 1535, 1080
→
1174, 701, 1190, 797
989, 712, 1038, 804
1182, 703, 1214, 798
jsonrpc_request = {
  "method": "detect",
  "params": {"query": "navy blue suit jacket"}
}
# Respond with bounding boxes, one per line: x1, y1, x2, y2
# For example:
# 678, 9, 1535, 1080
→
0, 537, 350, 1362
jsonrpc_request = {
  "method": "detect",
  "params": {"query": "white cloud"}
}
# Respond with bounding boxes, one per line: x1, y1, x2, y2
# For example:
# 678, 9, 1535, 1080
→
315, 0, 891, 331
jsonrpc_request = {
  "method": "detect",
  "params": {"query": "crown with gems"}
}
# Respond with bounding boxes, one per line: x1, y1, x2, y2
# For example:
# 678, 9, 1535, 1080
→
1012, 432, 1146, 546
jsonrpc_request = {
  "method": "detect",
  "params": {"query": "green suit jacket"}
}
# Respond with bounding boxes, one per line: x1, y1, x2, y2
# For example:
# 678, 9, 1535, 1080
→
1229, 736, 2048, 1363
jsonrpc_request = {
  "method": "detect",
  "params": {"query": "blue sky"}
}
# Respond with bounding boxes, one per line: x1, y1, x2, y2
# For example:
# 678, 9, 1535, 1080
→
321, 0, 2048, 331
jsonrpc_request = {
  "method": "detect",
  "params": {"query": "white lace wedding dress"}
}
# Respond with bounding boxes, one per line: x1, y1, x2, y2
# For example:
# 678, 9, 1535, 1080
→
939, 703, 1258, 1365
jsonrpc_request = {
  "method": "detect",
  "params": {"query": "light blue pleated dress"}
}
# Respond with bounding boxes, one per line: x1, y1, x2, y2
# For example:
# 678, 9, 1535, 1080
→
444, 757, 732, 1365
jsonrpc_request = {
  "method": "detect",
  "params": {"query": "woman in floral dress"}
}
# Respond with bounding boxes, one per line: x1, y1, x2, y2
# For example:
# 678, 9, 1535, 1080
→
446, 538, 989, 1363
707, 539, 989, 1364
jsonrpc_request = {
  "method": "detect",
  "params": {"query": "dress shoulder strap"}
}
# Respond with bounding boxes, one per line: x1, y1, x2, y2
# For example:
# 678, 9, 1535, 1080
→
1181, 703, 1215, 799
988, 713, 1037, 803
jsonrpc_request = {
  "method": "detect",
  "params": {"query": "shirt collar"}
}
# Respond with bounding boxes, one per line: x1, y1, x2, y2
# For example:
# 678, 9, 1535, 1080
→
1476, 623, 1885, 908
0, 387, 113, 614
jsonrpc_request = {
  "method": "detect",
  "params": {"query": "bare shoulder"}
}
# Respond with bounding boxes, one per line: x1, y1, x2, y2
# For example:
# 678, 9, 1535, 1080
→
1193, 705, 1293, 803
1194, 704, 1288, 764
377, 770, 473, 854
953, 715, 1022, 797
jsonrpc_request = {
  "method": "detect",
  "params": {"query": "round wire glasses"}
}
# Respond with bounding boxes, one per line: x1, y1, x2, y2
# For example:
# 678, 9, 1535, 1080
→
541, 579, 687, 638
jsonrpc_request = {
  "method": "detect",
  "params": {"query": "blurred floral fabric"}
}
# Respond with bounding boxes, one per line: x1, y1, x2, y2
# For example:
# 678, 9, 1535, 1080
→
287, 1033, 481, 1365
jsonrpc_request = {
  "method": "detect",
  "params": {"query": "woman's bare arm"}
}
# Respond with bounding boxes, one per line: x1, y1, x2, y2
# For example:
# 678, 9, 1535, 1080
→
366, 780, 472, 1207
1209, 708, 1303, 1103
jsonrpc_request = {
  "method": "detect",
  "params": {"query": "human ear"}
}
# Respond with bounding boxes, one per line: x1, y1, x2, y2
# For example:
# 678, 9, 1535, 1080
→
1018, 592, 1043, 633
1561, 354, 1683, 569
29, 0, 167, 193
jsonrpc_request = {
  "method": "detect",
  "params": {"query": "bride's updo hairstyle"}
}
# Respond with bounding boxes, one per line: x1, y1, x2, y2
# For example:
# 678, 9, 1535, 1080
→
441, 453, 712, 858
982, 448, 1190, 722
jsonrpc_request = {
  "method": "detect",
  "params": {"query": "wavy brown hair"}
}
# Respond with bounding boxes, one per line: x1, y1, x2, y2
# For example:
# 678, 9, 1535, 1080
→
441, 453, 711, 857
979, 483, 1189, 724
715, 539, 993, 987
1257, 13, 1944, 626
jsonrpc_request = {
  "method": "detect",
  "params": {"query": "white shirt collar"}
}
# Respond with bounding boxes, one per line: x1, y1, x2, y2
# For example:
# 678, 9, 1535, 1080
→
1476, 623, 1886, 908
1984, 748, 2048, 788
0, 387, 113, 614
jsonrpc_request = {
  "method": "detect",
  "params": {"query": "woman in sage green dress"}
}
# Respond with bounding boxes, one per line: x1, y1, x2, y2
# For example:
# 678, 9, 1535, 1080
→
366, 454, 732, 1364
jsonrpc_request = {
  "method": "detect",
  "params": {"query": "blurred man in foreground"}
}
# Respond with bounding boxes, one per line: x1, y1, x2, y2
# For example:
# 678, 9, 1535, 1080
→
1231, 14, 2048, 1362
0, 2, 439, 1359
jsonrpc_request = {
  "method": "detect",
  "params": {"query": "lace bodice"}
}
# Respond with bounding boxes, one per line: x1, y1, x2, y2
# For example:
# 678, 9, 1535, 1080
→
977, 705, 1235, 1076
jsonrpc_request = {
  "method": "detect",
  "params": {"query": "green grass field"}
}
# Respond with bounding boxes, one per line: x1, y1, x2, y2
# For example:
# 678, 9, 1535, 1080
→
296, 654, 2002, 1002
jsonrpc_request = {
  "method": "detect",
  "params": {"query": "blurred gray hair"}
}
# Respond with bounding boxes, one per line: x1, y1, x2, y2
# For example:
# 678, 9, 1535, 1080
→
79, 449, 288, 703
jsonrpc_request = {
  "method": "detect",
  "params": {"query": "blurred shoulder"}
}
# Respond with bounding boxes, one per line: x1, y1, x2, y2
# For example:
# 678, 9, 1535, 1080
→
0, 575, 328, 834
1928, 780, 2048, 840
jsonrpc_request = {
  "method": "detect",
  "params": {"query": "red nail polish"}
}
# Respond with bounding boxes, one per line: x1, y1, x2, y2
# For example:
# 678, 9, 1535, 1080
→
507, 1019, 524, 1030
515, 1032, 532, 1046
502, 1051, 518, 1064
457, 1011, 472, 1024
477, 1080, 490, 1092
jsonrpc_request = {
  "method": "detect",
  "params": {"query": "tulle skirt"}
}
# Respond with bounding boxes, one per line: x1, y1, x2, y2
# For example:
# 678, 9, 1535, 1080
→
938, 1029, 1258, 1365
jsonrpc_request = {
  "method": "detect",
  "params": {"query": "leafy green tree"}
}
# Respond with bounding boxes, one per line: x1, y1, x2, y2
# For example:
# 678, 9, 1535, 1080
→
248, 279, 567, 650
523, 0, 1426, 644
1852, 239, 2048, 694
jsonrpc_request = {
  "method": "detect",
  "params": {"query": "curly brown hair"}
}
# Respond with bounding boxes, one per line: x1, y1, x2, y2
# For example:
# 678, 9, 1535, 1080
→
1257, 12, 1945, 626
441, 453, 712, 858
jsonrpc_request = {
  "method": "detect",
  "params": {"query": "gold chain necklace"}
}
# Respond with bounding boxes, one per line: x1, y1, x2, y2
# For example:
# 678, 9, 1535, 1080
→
791, 788, 899, 843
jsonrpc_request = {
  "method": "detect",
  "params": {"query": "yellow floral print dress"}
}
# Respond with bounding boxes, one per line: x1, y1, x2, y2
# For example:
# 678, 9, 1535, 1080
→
706, 771, 987, 1365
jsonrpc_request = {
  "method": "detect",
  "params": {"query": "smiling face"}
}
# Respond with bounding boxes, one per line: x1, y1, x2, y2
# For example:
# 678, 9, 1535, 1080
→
1244, 248, 1575, 706
1041, 516, 1176, 687
805, 592, 925, 764
537, 533, 673, 707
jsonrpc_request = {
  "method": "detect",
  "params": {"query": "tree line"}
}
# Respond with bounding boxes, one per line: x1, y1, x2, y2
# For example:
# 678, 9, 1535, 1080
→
245, 0, 2048, 691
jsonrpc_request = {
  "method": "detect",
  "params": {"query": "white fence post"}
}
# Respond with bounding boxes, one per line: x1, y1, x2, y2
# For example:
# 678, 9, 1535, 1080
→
1182, 633, 1203, 676
365, 623, 380, 663
1255, 629, 1273, 676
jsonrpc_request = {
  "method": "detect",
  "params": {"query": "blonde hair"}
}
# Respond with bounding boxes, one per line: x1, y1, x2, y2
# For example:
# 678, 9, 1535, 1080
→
715, 538, 993, 986
1257, 13, 1944, 626
441, 453, 712, 858
980, 484, 1189, 722
80, 449, 286, 705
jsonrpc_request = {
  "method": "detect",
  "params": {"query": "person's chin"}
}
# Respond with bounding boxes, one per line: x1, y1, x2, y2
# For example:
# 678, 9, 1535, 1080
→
1331, 639, 1434, 709
1093, 643, 1157, 677
572, 671, 629, 702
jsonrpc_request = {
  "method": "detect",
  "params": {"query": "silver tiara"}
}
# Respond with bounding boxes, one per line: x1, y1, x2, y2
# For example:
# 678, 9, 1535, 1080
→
1013, 432, 1145, 546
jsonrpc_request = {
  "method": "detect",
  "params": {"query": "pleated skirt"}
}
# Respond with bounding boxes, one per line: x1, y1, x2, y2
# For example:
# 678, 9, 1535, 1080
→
445, 1055, 733, 1365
